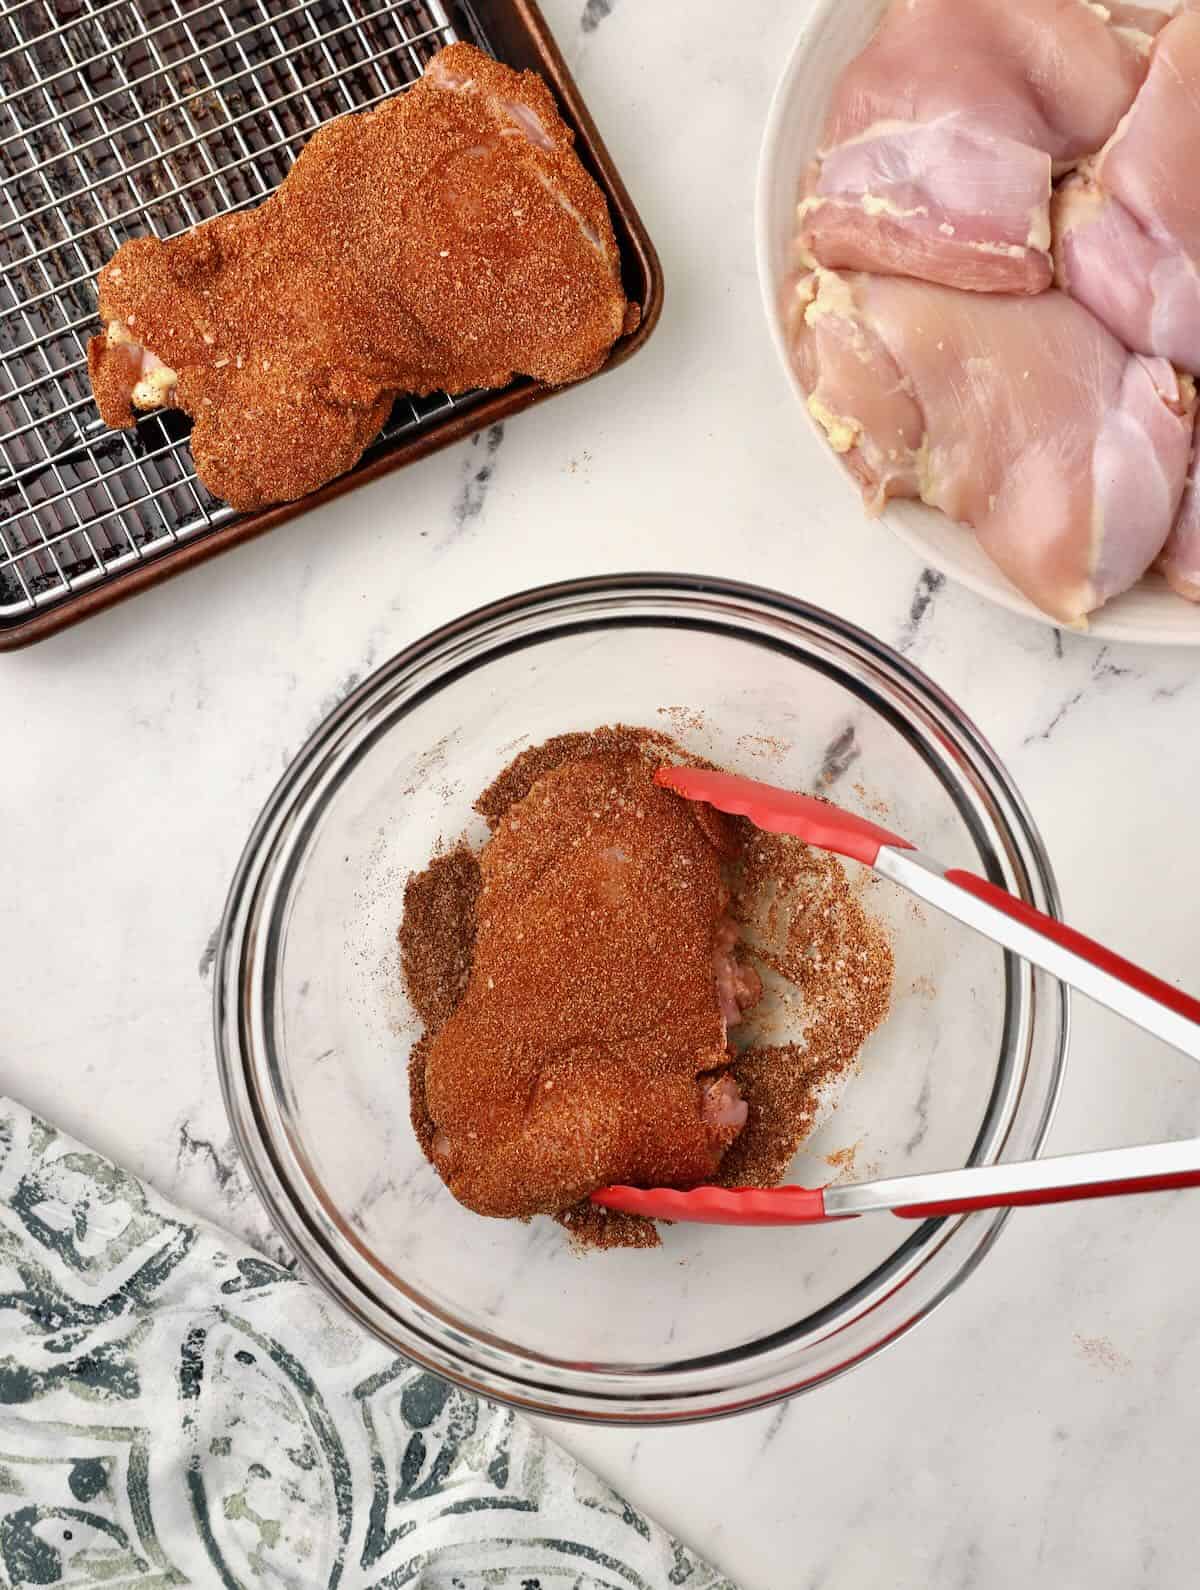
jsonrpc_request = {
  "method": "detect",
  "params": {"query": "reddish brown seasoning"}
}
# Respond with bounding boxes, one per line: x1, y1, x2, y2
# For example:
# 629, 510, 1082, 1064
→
472, 725, 679, 827
398, 842, 481, 1036
555, 1200, 662, 1251
399, 726, 894, 1249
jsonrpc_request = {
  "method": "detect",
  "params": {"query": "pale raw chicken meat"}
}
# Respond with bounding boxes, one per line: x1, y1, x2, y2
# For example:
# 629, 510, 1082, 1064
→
799, 0, 1159, 294
712, 915, 763, 1028
1159, 415, 1200, 599
1053, 12, 1200, 373
788, 269, 1195, 624
1110, 2, 1177, 26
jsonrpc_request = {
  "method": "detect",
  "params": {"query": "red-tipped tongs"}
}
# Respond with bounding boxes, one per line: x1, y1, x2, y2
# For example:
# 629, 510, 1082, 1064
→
591, 767, 1200, 1228
595, 1141, 1200, 1226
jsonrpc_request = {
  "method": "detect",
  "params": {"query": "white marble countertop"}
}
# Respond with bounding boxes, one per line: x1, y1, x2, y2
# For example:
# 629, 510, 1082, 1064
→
5, 1, 1200, 1584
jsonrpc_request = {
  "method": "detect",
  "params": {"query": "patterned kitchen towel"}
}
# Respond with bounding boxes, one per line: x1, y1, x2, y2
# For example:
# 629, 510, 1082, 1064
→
0, 1100, 736, 1589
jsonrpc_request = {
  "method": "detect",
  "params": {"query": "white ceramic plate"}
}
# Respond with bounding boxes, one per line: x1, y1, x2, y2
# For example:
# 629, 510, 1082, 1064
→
755, 0, 1200, 646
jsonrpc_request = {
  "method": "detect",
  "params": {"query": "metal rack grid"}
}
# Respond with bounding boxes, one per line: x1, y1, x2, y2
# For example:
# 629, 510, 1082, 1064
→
0, 0, 493, 621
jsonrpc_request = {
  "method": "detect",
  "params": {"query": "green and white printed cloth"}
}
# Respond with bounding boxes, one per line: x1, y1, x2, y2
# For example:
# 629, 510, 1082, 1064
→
0, 1100, 735, 1589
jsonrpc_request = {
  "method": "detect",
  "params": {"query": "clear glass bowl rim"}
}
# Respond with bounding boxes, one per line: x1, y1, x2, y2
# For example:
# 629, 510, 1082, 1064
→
214, 573, 1068, 1425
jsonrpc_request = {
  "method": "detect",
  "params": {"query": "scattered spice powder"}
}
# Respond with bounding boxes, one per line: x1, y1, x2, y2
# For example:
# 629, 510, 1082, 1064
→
1073, 1333, 1133, 1373
852, 779, 892, 820
738, 732, 791, 760
655, 705, 708, 736
407, 1032, 437, 1165
398, 842, 481, 1035
825, 1142, 861, 1172
398, 724, 894, 1250
555, 1201, 661, 1250
472, 724, 677, 826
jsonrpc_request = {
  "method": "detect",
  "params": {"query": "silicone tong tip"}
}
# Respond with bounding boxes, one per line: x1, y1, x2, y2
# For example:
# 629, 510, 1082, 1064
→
653, 765, 911, 867
591, 1184, 831, 1225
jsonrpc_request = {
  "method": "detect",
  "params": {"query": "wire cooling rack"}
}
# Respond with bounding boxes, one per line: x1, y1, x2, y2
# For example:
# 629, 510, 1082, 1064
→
0, 0, 494, 625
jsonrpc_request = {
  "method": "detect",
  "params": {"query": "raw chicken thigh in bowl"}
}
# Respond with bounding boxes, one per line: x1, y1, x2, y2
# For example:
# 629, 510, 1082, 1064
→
758, 0, 1200, 643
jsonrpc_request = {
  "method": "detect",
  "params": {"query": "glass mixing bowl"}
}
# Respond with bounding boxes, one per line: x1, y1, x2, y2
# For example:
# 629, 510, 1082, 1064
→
215, 575, 1067, 1423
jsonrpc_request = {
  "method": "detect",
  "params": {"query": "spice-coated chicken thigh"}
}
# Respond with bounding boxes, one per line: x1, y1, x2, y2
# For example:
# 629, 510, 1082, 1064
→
416, 754, 761, 1221
87, 44, 635, 510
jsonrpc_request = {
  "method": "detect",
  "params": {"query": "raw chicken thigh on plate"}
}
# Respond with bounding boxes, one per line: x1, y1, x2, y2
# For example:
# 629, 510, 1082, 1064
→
1053, 12, 1200, 375
797, 0, 1159, 295
788, 269, 1194, 627
1161, 426, 1200, 599
761, 0, 1200, 635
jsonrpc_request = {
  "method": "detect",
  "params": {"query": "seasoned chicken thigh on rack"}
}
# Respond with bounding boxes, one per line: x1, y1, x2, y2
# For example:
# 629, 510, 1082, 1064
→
88, 44, 635, 510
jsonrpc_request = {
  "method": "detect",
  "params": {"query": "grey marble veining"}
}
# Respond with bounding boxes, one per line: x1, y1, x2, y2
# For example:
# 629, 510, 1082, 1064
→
3, 2, 1200, 1586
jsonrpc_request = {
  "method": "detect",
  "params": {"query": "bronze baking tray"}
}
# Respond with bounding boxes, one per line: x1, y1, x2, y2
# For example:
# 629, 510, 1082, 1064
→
0, 0, 662, 649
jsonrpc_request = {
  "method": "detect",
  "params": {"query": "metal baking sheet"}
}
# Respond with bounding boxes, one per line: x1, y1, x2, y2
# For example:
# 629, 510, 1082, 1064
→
0, 0, 662, 647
